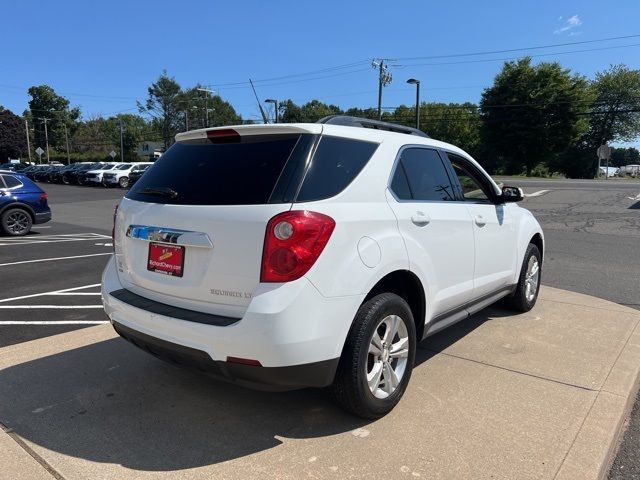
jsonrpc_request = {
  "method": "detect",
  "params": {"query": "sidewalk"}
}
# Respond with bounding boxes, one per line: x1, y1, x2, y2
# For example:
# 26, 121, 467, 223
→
1, 286, 639, 480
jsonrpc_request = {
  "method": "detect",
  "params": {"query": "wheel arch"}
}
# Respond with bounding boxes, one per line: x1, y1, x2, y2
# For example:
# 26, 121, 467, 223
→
362, 270, 426, 340
530, 232, 544, 261
0, 202, 36, 223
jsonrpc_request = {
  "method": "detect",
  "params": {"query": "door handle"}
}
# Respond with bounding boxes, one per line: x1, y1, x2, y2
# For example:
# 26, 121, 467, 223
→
411, 212, 431, 226
474, 215, 486, 227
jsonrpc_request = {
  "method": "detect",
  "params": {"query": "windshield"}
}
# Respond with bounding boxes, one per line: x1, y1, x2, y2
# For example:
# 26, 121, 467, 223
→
116, 164, 132, 170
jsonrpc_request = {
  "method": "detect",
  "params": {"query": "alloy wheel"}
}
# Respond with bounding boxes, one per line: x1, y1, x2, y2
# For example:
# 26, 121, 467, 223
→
524, 256, 540, 302
366, 314, 409, 399
6, 211, 31, 235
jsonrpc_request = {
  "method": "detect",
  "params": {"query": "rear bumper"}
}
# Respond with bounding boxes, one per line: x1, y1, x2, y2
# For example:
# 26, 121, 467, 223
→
101, 256, 363, 389
112, 320, 339, 390
34, 210, 51, 224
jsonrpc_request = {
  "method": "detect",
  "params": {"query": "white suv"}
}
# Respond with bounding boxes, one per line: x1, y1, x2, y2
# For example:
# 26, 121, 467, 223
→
102, 163, 152, 188
102, 117, 543, 418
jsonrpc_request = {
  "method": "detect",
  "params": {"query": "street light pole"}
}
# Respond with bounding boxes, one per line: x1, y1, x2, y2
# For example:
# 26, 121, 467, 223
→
197, 88, 216, 127
406, 78, 421, 130
265, 99, 278, 123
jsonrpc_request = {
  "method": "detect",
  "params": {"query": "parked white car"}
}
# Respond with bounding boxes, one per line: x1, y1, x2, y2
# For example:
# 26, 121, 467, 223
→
102, 163, 152, 188
102, 117, 544, 418
81, 163, 118, 185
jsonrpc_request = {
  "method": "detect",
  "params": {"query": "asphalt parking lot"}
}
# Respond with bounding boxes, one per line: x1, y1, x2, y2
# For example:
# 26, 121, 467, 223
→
0, 184, 122, 347
0, 178, 639, 478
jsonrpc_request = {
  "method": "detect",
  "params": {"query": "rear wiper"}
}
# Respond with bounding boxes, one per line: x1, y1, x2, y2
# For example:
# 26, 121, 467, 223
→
139, 187, 178, 199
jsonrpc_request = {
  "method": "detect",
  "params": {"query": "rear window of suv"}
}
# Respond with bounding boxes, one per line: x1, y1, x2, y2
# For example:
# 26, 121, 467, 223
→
295, 136, 379, 202
127, 134, 302, 205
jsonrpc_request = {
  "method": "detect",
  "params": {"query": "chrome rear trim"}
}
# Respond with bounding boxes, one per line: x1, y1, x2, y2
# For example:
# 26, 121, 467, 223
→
126, 225, 213, 248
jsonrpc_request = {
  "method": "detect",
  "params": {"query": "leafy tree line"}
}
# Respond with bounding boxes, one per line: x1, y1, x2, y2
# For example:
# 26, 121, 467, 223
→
2, 62, 639, 177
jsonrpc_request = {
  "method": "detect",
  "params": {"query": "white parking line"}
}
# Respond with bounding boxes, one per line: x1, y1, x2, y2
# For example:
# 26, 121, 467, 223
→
524, 190, 550, 198
50, 292, 101, 296
0, 321, 109, 325
0, 283, 101, 304
0, 305, 104, 309
0, 233, 111, 246
0, 252, 112, 268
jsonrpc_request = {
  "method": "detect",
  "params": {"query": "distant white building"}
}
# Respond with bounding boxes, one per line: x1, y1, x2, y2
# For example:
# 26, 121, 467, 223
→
137, 141, 164, 159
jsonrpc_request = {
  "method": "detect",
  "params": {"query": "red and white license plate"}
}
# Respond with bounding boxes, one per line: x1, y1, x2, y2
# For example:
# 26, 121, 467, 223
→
147, 243, 185, 277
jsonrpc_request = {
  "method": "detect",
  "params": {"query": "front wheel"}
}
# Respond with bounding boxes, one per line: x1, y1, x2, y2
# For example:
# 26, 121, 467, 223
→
118, 177, 129, 188
503, 243, 542, 312
332, 293, 416, 419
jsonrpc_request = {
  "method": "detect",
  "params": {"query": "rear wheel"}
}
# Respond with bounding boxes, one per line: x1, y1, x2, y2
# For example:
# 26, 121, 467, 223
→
503, 243, 541, 312
118, 176, 129, 188
62, 175, 70, 185
1, 208, 33, 236
332, 293, 416, 419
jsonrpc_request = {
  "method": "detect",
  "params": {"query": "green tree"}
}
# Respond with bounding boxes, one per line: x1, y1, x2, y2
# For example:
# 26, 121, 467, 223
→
279, 100, 303, 123
26, 85, 80, 154
0, 107, 28, 161
105, 114, 149, 162
299, 100, 342, 122
480, 58, 592, 175
589, 65, 640, 145
138, 71, 182, 149
610, 147, 640, 168
550, 65, 640, 178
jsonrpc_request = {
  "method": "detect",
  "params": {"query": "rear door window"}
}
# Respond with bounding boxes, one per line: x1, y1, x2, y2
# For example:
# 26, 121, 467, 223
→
127, 134, 303, 205
390, 148, 455, 201
295, 136, 378, 202
1, 175, 23, 189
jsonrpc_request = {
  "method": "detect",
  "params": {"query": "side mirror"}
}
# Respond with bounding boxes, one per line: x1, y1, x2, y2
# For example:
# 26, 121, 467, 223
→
500, 186, 523, 203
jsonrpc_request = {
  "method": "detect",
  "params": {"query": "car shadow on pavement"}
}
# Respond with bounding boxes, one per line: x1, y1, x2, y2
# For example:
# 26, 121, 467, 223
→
0, 308, 499, 472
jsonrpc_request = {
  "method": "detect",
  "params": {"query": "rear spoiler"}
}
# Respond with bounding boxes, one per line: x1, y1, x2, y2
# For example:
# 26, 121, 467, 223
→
175, 124, 323, 143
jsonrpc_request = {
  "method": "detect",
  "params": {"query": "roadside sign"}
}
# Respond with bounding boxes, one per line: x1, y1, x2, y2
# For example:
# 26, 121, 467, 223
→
35, 147, 44, 163
597, 144, 612, 180
597, 145, 611, 160
109, 150, 117, 159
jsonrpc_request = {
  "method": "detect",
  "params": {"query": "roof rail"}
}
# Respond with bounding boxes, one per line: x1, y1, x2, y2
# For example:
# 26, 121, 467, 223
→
316, 115, 429, 138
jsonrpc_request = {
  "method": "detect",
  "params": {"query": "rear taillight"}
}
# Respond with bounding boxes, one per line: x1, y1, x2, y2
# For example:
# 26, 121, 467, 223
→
260, 210, 335, 283
111, 204, 119, 246
39, 193, 48, 202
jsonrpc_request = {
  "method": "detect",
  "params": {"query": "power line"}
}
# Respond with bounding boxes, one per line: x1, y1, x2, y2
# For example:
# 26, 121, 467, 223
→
401, 42, 640, 68
395, 33, 640, 61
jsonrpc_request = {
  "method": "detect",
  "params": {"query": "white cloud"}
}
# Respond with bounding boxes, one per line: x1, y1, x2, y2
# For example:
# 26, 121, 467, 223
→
554, 14, 582, 35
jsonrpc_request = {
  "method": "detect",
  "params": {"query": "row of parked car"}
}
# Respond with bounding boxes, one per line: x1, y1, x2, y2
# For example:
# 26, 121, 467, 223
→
6, 162, 153, 188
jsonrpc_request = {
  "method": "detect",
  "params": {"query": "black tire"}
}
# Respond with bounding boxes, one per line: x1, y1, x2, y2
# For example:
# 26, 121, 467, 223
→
332, 293, 416, 419
62, 175, 70, 185
118, 176, 129, 188
503, 243, 542, 312
1, 208, 33, 236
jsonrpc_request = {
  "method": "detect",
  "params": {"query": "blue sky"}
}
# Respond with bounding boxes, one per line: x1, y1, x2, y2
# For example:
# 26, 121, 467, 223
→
1, 0, 639, 124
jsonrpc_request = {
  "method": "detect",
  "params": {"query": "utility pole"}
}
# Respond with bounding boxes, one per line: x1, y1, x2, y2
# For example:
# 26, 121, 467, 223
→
38, 118, 51, 163
184, 110, 189, 131
197, 88, 216, 128
119, 118, 125, 163
25, 119, 32, 163
372, 59, 394, 120
62, 123, 71, 164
